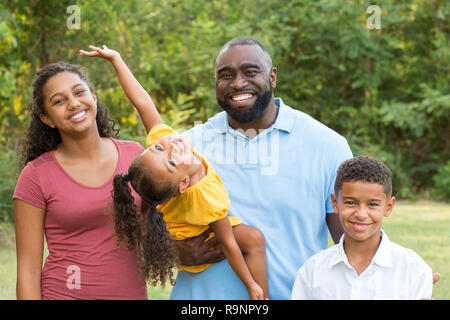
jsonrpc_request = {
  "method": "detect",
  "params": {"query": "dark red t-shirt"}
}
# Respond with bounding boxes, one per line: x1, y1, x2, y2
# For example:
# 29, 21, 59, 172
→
14, 139, 147, 300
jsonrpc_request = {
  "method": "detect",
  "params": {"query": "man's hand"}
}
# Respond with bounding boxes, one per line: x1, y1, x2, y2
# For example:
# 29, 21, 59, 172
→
79, 45, 120, 62
431, 272, 440, 299
422, 273, 441, 300
173, 229, 225, 266
433, 273, 440, 285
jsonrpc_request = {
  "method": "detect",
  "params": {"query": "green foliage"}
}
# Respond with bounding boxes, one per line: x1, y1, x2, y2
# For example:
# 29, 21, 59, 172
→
0, 0, 449, 221
432, 161, 450, 202
0, 148, 20, 222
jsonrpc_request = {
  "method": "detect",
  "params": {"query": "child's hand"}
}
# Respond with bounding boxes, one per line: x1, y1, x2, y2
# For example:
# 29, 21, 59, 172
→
79, 45, 120, 61
247, 282, 265, 300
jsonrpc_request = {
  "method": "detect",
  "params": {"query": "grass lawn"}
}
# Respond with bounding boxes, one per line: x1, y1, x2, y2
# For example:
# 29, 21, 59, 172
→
1, 201, 449, 300
381, 200, 450, 299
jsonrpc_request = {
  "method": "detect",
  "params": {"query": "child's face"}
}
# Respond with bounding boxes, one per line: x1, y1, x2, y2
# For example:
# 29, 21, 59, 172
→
138, 134, 196, 193
331, 181, 395, 243
40, 71, 98, 134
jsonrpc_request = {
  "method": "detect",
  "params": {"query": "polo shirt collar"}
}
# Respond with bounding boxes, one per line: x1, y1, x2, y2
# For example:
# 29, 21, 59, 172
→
217, 97, 295, 134
328, 229, 392, 268
271, 97, 295, 133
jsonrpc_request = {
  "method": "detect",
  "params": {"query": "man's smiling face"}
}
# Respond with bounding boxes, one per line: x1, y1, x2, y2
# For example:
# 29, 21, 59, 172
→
215, 44, 276, 124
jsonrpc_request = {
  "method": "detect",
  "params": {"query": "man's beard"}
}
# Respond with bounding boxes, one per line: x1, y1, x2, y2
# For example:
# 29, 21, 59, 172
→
217, 84, 273, 124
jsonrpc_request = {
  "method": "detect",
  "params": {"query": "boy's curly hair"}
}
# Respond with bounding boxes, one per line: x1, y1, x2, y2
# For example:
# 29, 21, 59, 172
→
20, 62, 119, 167
334, 156, 392, 197
112, 156, 179, 287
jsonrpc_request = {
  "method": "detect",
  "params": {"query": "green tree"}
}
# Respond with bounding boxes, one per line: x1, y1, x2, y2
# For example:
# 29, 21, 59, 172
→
0, 0, 448, 222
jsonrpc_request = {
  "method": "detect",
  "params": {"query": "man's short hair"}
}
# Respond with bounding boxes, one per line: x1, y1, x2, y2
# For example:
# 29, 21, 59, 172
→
216, 36, 273, 70
221, 36, 270, 55
334, 156, 392, 197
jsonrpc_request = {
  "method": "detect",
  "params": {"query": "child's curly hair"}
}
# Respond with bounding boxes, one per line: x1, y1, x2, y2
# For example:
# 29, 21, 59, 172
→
112, 156, 179, 287
20, 62, 119, 168
334, 156, 392, 197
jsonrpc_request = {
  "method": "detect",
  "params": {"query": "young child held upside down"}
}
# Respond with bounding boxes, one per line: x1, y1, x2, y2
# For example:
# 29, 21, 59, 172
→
80, 45, 269, 300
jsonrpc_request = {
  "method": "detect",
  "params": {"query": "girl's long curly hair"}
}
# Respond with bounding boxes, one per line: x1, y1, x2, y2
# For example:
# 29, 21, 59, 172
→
112, 156, 179, 287
20, 61, 119, 168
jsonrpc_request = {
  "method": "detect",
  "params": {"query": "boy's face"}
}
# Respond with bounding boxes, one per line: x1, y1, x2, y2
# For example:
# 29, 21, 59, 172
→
331, 181, 395, 243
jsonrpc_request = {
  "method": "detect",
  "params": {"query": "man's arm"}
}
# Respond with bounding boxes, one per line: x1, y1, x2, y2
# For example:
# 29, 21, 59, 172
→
326, 213, 344, 244
80, 45, 163, 132
173, 229, 225, 266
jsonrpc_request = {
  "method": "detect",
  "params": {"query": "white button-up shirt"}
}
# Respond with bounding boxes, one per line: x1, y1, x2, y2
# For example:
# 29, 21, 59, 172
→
290, 230, 433, 300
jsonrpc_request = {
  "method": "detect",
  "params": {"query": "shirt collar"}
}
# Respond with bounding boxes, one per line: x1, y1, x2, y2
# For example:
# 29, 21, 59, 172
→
372, 230, 393, 267
271, 97, 295, 133
328, 234, 347, 268
216, 97, 295, 134
328, 230, 392, 268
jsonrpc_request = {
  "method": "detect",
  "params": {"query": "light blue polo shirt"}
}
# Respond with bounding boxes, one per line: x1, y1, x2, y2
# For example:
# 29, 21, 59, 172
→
170, 98, 353, 300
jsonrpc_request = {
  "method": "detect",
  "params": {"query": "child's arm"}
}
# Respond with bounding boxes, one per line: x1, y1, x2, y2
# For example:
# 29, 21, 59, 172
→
209, 217, 264, 300
80, 45, 163, 132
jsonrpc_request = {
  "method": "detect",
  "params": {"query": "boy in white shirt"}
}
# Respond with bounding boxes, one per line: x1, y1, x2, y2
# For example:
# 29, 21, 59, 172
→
290, 156, 433, 300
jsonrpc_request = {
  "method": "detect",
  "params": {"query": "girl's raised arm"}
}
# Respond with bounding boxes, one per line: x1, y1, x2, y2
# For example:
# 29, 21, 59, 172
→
80, 45, 163, 132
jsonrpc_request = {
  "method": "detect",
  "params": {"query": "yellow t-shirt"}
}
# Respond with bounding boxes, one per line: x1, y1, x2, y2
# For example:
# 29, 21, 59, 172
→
146, 123, 242, 272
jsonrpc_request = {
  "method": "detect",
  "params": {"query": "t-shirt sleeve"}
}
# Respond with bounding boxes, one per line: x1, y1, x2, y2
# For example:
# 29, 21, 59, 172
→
13, 162, 46, 210
146, 123, 176, 147
184, 178, 230, 226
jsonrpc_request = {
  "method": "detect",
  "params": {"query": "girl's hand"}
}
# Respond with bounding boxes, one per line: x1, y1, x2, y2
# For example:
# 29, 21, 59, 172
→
247, 282, 265, 300
79, 45, 120, 61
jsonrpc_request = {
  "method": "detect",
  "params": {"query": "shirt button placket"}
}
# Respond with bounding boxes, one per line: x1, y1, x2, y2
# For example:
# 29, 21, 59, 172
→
350, 274, 361, 300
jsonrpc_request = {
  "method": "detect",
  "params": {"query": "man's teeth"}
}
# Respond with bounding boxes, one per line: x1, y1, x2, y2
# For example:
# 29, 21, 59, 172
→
231, 94, 253, 101
70, 111, 86, 120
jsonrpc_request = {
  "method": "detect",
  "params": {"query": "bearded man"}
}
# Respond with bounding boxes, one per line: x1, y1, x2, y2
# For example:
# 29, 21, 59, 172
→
170, 37, 353, 300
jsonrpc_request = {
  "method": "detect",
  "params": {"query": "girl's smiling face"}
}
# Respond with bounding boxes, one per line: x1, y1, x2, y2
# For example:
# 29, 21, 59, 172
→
138, 134, 197, 194
332, 181, 395, 243
40, 71, 98, 134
